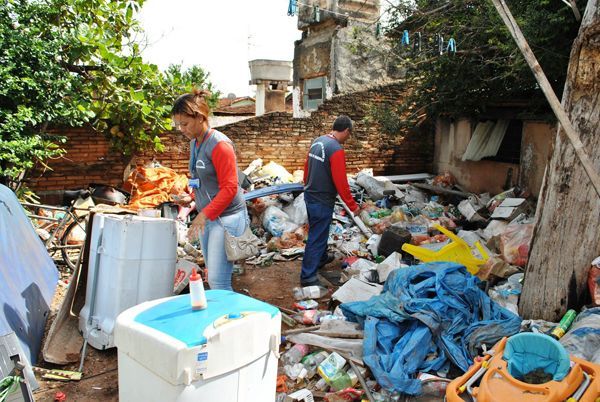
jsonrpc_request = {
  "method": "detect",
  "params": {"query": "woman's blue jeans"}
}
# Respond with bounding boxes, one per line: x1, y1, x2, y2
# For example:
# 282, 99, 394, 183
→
199, 208, 248, 290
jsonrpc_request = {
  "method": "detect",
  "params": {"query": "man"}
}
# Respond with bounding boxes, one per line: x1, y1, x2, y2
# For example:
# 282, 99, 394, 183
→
301, 115, 360, 287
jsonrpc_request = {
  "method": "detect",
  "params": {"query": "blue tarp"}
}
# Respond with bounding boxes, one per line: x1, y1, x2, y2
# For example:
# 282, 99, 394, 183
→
0, 185, 58, 364
341, 262, 522, 395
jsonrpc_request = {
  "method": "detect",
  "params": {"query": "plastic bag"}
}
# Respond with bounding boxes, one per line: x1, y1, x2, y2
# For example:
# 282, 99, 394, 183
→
560, 307, 600, 364
488, 273, 524, 315
356, 172, 387, 200
500, 222, 534, 267
262, 206, 299, 237
284, 193, 308, 225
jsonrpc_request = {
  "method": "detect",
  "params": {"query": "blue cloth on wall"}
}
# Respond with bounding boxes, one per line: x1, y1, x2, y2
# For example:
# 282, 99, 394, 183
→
341, 262, 522, 395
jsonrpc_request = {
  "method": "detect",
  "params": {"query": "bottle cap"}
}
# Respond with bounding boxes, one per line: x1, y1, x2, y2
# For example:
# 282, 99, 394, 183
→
190, 268, 200, 281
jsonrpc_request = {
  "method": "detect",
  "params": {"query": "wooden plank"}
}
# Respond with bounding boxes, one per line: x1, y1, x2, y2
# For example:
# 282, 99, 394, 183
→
490, 0, 600, 199
412, 183, 471, 198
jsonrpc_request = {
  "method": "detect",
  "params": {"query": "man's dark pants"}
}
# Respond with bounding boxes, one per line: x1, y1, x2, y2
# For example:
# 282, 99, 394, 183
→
300, 193, 333, 285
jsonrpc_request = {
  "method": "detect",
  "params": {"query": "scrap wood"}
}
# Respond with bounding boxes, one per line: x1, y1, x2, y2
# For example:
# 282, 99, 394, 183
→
32, 367, 82, 382
282, 325, 320, 336
348, 360, 375, 402
412, 183, 471, 198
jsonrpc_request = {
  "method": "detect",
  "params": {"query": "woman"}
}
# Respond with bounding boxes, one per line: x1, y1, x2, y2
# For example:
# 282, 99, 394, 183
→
172, 89, 248, 291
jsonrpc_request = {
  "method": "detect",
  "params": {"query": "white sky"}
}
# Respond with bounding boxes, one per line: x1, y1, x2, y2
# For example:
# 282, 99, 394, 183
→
138, 0, 301, 98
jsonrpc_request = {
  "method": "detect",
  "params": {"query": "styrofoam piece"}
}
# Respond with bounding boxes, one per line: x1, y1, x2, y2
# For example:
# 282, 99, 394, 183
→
114, 291, 281, 402
79, 214, 177, 350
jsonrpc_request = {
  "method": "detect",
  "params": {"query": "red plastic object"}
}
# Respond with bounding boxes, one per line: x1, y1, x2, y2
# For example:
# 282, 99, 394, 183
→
54, 391, 67, 401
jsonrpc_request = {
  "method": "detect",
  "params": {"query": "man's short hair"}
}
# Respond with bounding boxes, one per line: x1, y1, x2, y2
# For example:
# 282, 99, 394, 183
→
332, 115, 353, 132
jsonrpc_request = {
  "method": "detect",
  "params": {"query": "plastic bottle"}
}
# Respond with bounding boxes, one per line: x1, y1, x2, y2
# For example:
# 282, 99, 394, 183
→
292, 285, 328, 300
281, 344, 310, 366
329, 369, 359, 391
293, 310, 328, 325
549, 309, 577, 340
301, 351, 329, 378
189, 268, 207, 310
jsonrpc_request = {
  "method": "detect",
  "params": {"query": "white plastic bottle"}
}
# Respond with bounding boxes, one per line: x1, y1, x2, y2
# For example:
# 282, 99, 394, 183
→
189, 268, 207, 310
292, 286, 328, 300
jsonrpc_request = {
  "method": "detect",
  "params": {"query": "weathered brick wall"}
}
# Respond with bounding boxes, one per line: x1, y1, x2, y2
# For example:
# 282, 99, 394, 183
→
28, 82, 433, 199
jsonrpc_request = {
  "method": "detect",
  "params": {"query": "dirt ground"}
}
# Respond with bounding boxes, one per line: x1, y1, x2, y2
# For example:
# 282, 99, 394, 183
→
32, 259, 320, 401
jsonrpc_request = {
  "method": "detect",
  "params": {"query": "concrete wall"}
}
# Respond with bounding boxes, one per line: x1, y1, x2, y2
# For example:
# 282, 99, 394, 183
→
28, 83, 434, 200
433, 118, 555, 197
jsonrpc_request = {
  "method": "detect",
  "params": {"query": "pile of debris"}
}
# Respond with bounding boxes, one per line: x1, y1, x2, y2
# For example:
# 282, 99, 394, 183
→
246, 168, 599, 401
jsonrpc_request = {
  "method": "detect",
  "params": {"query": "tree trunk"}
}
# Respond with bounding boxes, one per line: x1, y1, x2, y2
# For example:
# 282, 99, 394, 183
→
519, 1, 600, 321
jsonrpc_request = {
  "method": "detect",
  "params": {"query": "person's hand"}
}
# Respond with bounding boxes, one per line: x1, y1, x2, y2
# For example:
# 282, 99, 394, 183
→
188, 212, 207, 242
171, 193, 193, 207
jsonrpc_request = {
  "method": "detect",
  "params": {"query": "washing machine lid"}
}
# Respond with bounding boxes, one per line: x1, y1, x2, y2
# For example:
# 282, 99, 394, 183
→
134, 290, 279, 347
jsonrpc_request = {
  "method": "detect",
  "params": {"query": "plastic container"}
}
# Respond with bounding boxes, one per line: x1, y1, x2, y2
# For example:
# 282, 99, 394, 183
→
377, 224, 412, 257
189, 269, 207, 310
402, 224, 489, 274
317, 352, 346, 383
293, 286, 328, 301
79, 214, 177, 350
301, 351, 329, 378
114, 290, 281, 402
328, 369, 353, 391
281, 344, 310, 366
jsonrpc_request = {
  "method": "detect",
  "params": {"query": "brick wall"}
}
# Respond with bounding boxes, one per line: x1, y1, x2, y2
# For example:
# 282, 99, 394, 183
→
28, 82, 433, 200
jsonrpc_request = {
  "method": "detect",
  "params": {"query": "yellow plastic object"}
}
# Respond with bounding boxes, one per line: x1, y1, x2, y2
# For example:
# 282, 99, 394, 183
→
446, 337, 600, 402
401, 224, 489, 274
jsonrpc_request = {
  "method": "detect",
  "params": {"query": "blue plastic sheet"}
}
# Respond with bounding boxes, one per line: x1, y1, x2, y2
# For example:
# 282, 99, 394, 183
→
340, 262, 521, 395
504, 333, 570, 381
0, 185, 58, 364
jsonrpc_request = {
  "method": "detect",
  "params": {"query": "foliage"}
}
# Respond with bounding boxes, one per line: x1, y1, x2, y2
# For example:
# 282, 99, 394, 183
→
0, 0, 218, 187
366, 0, 584, 129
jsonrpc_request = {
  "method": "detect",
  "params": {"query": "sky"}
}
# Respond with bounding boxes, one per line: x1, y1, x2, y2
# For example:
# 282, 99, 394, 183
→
138, 0, 302, 98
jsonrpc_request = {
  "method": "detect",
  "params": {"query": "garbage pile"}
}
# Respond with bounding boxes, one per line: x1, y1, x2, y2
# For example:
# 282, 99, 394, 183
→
261, 169, 600, 400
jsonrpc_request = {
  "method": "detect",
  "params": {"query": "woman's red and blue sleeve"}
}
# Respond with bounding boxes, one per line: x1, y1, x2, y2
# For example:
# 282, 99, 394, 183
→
202, 141, 239, 220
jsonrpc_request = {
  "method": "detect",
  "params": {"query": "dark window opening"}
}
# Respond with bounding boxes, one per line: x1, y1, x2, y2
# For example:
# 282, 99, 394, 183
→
483, 120, 523, 164
307, 88, 323, 100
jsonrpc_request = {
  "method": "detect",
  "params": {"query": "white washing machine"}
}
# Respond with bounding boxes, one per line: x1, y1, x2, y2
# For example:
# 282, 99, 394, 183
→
114, 290, 281, 402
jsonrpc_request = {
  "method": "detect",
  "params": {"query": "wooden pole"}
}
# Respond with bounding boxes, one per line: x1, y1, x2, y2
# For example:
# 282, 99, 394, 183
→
490, 0, 600, 199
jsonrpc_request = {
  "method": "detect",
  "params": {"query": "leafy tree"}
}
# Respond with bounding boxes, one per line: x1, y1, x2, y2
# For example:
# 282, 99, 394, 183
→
0, 0, 218, 188
366, 0, 584, 128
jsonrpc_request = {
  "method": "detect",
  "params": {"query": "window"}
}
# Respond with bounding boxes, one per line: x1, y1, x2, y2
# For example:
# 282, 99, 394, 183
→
303, 77, 326, 110
483, 120, 523, 164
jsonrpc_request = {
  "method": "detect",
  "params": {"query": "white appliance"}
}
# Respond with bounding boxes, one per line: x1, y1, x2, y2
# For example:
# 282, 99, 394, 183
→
79, 214, 177, 350
114, 291, 281, 402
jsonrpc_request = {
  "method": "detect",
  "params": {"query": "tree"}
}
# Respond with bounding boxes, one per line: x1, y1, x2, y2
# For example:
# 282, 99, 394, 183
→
519, 0, 600, 321
0, 0, 218, 189
367, 0, 584, 126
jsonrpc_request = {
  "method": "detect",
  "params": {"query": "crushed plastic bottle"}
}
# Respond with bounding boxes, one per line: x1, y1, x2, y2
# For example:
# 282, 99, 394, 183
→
293, 310, 329, 325
284, 363, 308, 381
293, 286, 328, 300
301, 350, 329, 378
281, 343, 310, 366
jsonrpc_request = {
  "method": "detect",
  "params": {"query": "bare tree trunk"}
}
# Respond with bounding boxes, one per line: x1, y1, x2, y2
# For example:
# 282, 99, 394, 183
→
519, 1, 600, 321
